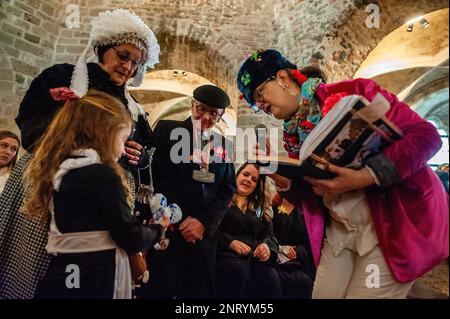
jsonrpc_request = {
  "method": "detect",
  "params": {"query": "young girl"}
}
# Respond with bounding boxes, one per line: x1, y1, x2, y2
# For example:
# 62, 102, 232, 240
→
215, 163, 281, 299
23, 90, 168, 299
0, 130, 20, 193
237, 49, 448, 298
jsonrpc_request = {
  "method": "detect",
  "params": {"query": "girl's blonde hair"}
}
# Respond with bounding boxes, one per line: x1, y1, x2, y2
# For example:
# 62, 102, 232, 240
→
22, 90, 132, 222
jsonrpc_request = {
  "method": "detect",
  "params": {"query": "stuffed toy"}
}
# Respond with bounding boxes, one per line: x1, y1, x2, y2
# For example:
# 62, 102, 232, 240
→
130, 193, 182, 285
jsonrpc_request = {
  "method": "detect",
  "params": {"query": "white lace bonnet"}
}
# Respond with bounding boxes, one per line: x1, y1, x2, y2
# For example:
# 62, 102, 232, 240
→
70, 9, 160, 97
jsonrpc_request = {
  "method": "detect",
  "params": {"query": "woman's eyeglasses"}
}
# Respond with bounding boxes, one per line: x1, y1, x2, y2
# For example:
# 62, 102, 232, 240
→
253, 76, 276, 104
250, 76, 277, 114
112, 47, 142, 69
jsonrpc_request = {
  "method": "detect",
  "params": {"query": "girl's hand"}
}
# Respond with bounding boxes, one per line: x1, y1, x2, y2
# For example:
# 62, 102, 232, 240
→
159, 215, 170, 231
229, 240, 252, 256
253, 243, 271, 262
304, 164, 375, 195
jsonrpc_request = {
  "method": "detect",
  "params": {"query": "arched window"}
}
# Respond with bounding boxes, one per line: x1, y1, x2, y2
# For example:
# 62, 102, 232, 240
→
427, 120, 449, 169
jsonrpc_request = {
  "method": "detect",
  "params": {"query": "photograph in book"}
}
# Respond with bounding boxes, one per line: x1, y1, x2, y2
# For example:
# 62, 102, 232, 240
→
299, 93, 403, 179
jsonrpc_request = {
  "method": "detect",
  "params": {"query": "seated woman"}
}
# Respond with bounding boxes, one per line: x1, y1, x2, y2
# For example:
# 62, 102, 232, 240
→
0, 130, 20, 194
215, 163, 281, 299
272, 192, 315, 299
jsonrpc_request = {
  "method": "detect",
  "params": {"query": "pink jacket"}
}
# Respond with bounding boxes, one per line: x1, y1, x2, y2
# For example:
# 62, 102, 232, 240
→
299, 78, 449, 283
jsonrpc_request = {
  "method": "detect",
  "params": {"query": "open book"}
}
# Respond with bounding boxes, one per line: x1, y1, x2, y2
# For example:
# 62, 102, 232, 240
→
251, 93, 403, 179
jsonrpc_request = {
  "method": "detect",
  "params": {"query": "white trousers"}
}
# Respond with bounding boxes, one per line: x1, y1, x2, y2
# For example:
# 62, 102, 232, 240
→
312, 240, 414, 299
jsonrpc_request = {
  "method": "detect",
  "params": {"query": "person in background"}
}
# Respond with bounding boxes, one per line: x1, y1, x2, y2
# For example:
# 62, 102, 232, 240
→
0, 130, 20, 194
272, 192, 315, 299
143, 85, 236, 299
215, 163, 281, 299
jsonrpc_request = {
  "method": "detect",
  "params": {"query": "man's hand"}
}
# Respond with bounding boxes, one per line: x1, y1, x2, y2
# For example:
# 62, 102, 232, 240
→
229, 240, 252, 256
179, 216, 205, 244
253, 243, 271, 262
125, 140, 143, 166
304, 164, 376, 195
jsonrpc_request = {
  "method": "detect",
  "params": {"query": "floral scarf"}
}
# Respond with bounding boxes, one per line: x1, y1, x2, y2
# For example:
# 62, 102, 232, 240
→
283, 77, 322, 159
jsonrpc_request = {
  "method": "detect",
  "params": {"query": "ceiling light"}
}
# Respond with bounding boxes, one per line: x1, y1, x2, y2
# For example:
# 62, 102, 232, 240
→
420, 18, 430, 28
406, 15, 424, 25
406, 24, 413, 32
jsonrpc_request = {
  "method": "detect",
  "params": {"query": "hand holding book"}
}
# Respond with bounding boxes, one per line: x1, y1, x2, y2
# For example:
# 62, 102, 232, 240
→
303, 163, 376, 195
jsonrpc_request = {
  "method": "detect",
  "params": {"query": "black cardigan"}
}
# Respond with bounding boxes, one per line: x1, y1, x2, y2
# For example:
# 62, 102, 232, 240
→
15, 63, 153, 173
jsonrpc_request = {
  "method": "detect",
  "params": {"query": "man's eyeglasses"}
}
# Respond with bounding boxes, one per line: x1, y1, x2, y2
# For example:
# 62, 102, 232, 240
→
112, 47, 142, 69
193, 100, 224, 121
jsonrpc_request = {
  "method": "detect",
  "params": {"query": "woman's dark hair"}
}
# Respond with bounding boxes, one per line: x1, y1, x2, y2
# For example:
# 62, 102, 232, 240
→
0, 130, 20, 170
96, 45, 114, 64
235, 162, 273, 219
300, 66, 327, 83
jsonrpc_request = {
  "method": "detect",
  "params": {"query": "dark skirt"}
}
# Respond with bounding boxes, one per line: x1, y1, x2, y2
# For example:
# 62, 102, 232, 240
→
276, 260, 314, 299
215, 253, 282, 299
34, 250, 116, 299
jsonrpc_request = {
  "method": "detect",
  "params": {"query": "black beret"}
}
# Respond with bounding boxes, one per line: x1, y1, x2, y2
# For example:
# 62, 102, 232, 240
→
237, 49, 297, 107
193, 84, 230, 109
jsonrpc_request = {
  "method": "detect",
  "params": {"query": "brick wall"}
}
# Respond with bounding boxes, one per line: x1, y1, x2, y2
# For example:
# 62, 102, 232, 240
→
0, 0, 448, 134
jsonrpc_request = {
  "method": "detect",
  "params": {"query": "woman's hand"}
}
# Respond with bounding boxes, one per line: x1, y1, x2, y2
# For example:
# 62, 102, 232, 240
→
286, 246, 297, 260
280, 245, 297, 260
304, 164, 376, 195
253, 243, 271, 262
125, 140, 142, 165
229, 240, 252, 256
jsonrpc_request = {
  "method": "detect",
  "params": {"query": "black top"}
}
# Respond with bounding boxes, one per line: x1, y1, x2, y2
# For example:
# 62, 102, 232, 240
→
272, 205, 315, 276
53, 163, 162, 253
217, 205, 279, 263
150, 117, 236, 288
152, 117, 236, 236
35, 163, 162, 299
15, 63, 152, 174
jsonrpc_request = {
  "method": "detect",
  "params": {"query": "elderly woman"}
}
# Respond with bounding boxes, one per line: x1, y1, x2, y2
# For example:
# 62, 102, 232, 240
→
237, 49, 448, 298
0, 9, 159, 299
0, 130, 20, 194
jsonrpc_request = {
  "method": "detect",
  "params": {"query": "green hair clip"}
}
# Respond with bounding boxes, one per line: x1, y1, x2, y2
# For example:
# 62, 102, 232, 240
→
241, 72, 251, 86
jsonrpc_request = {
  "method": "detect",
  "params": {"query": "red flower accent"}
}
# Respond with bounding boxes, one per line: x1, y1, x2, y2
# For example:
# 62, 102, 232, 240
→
288, 135, 299, 144
322, 92, 349, 116
213, 147, 229, 161
300, 120, 315, 130
239, 93, 245, 100
49, 87, 79, 102
290, 69, 308, 85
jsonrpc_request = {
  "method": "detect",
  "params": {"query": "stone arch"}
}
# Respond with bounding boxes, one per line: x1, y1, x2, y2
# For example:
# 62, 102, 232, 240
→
273, 0, 448, 83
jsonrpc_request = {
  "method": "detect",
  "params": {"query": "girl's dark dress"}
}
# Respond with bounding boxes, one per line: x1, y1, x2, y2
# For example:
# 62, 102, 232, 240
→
34, 164, 162, 299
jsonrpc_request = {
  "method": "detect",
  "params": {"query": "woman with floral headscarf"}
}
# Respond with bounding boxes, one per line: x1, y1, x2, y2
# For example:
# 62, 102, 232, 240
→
237, 49, 448, 298
0, 9, 160, 299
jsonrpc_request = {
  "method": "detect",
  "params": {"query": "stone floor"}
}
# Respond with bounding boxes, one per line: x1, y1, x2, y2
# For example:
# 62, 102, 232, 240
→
407, 261, 449, 299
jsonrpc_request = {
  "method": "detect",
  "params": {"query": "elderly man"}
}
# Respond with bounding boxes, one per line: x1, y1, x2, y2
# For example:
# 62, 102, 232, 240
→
142, 84, 236, 299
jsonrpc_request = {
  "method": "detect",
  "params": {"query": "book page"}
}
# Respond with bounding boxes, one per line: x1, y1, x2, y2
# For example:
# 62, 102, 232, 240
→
247, 154, 301, 166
